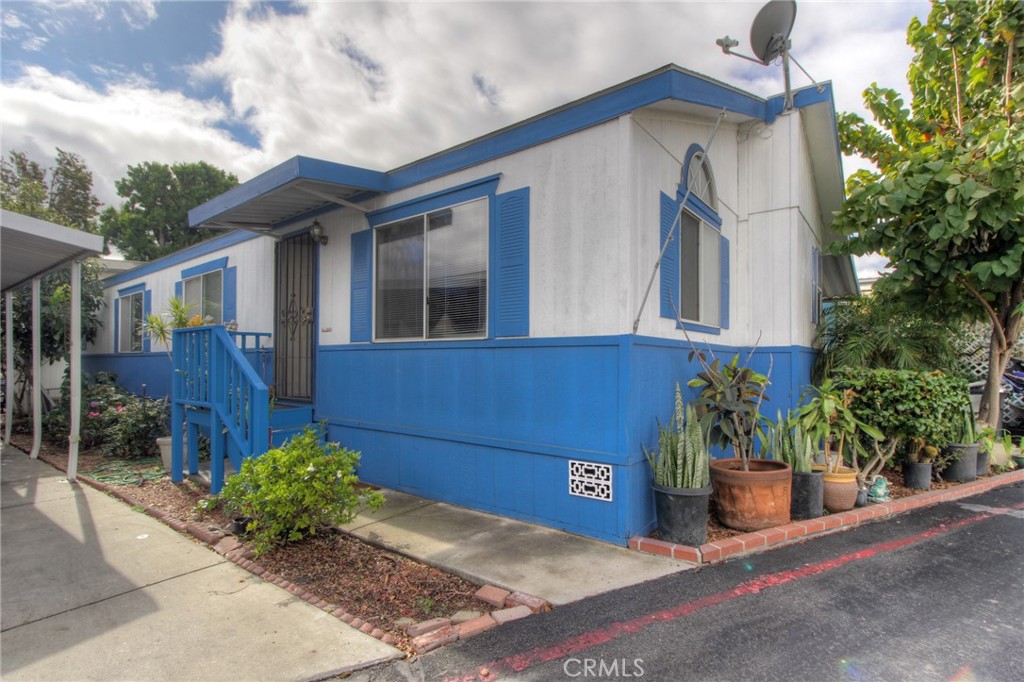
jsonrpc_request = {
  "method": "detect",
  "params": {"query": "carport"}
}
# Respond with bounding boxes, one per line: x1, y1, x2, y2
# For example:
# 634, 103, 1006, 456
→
2, 209, 104, 479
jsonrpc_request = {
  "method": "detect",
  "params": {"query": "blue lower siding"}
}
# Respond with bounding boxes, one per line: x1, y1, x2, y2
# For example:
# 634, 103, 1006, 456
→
318, 335, 816, 545
85, 336, 814, 544
83, 348, 274, 399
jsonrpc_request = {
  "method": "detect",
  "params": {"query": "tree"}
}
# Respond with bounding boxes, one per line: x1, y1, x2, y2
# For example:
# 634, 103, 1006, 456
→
0, 149, 102, 231
99, 161, 238, 261
832, 0, 1023, 427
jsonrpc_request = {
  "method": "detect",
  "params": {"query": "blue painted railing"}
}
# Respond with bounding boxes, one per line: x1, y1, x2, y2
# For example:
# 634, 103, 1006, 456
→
170, 326, 270, 493
228, 330, 271, 353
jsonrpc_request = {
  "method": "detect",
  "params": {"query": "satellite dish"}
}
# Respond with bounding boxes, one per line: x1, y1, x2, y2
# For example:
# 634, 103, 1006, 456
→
749, 0, 796, 65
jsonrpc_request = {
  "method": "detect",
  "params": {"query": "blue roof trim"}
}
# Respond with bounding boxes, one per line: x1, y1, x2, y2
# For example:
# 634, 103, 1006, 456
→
188, 156, 389, 227
367, 174, 501, 227
102, 231, 259, 289
387, 68, 770, 190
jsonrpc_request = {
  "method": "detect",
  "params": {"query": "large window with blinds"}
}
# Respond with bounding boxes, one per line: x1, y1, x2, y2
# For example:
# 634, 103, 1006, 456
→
375, 197, 488, 340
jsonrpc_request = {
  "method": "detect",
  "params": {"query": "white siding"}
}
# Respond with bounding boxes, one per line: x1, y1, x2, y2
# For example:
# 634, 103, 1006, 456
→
89, 237, 276, 354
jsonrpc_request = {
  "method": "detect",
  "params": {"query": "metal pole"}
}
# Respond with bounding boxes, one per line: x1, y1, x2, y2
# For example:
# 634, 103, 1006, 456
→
633, 109, 728, 334
68, 260, 81, 481
3, 290, 13, 446
782, 42, 794, 110
30, 278, 41, 459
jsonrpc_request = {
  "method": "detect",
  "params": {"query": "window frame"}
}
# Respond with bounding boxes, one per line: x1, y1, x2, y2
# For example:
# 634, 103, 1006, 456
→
182, 269, 224, 325
372, 196, 490, 342
676, 144, 725, 333
117, 290, 145, 354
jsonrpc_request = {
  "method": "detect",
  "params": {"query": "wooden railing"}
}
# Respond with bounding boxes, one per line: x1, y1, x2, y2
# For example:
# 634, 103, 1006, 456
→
170, 326, 270, 493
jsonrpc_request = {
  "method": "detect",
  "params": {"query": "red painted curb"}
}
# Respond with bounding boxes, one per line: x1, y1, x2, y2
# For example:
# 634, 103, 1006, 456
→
631, 469, 1024, 565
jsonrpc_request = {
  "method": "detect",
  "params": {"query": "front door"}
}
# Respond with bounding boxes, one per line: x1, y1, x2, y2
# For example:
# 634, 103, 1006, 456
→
274, 233, 316, 402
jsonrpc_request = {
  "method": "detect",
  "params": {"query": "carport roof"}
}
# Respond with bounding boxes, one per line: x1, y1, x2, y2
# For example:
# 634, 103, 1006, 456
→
1, 210, 105, 292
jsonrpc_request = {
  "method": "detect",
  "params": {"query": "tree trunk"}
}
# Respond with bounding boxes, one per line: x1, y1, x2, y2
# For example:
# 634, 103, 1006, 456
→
977, 281, 1023, 428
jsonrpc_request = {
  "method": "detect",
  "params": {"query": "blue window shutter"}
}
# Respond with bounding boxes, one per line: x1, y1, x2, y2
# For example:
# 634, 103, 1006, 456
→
494, 187, 530, 337
113, 298, 120, 353
143, 290, 152, 352
223, 266, 237, 323
660, 193, 680, 319
174, 281, 183, 300
720, 234, 730, 330
350, 230, 373, 342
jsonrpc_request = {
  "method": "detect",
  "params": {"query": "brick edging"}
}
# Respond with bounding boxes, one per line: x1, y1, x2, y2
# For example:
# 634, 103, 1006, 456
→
631, 469, 1024, 566
25, 448, 551, 655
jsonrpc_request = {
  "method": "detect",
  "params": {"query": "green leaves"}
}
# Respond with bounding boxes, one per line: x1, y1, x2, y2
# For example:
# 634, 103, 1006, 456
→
220, 425, 384, 556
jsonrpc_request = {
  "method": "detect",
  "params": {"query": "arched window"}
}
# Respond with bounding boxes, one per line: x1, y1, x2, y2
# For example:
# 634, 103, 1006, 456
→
685, 151, 718, 212
660, 144, 729, 332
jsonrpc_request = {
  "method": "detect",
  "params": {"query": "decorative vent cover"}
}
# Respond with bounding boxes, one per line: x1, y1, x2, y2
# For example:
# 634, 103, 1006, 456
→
569, 460, 613, 502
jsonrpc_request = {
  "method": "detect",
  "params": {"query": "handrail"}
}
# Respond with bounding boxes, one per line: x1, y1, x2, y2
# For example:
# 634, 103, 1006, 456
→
228, 331, 271, 353
170, 325, 270, 493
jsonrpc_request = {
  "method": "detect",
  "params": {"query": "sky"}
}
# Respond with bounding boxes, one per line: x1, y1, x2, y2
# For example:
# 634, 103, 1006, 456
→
1, 0, 930, 276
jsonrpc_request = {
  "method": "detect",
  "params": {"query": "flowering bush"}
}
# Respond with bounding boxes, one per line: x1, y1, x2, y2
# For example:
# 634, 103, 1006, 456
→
43, 372, 131, 448
219, 425, 384, 556
103, 397, 170, 459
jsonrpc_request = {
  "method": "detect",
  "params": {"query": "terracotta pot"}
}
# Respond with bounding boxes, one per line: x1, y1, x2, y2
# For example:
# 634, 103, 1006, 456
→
822, 466, 858, 512
709, 458, 791, 531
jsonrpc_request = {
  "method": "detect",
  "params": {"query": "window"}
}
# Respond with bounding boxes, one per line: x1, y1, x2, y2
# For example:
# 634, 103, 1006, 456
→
183, 270, 223, 324
118, 291, 144, 353
686, 153, 717, 211
375, 198, 488, 340
679, 211, 720, 327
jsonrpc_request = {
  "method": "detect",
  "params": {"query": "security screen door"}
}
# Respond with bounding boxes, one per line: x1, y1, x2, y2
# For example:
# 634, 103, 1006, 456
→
274, 233, 316, 401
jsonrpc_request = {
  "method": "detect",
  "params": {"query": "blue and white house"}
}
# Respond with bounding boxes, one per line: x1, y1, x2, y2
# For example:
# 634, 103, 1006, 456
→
86, 65, 857, 545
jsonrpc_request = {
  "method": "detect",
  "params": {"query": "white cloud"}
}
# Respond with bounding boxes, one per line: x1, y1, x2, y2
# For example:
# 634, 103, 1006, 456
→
121, 0, 157, 31
3, 0, 928, 211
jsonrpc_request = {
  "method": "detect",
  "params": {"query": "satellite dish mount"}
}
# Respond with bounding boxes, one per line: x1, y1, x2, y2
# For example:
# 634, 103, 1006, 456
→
716, 0, 817, 111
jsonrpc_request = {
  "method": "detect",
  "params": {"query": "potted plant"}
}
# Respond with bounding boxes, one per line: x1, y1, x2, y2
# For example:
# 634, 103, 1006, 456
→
688, 351, 791, 531
643, 384, 711, 546
939, 403, 979, 483
902, 438, 937, 490
145, 297, 193, 472
769, 411, 821, 520
793, 380, 884, 513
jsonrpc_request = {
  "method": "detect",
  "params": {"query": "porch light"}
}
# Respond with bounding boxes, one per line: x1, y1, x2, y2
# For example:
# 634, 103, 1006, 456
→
310, 220, 328, 246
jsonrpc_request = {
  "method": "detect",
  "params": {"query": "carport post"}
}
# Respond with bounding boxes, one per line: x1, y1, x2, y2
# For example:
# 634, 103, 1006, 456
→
30, 277, 41, 459
68, 260, 82, 481
4, 290, 12, 445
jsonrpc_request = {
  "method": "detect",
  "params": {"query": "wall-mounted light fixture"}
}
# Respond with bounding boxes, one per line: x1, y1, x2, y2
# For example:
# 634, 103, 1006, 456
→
310, 220, 328, 246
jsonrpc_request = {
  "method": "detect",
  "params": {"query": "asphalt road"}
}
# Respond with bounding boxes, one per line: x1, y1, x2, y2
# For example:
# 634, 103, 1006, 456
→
350, 482, 1024, 682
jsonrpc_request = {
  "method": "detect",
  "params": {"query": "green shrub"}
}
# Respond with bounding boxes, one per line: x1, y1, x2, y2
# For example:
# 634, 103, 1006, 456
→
43, 371, 131, 448
219, 425, 384, 556
833, 368, 967, 461
103, 397, 170, 459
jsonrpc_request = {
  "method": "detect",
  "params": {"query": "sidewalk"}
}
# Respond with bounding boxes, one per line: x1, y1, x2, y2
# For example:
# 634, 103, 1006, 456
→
0, 445, 401, 682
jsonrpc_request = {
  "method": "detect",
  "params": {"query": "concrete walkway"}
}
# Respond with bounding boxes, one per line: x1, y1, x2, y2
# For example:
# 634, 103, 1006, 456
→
0, 445, 401, 682
340, 489, 690, 606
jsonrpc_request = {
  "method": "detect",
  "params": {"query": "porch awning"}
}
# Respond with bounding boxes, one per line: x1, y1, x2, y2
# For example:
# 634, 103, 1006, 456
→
188, 156, 388, 232
1, 210, 104, 293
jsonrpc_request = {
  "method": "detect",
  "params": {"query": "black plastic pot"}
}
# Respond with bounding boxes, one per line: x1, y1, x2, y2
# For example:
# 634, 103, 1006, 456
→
652, 483, 712, 546
855, 488, 868, 507
229, 516, 253, 535
1013, 455, 1024, 471
976, 449, 990, 477
941, 444, 979, 483
790, 470, 823, 520
902, 461, 932, 490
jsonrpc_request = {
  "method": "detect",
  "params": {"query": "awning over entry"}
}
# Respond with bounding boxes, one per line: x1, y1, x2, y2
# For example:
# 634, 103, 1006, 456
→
188, 156, 387, 232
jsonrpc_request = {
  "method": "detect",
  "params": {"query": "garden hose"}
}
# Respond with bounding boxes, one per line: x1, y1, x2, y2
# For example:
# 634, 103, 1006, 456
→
86, 457, 165, 486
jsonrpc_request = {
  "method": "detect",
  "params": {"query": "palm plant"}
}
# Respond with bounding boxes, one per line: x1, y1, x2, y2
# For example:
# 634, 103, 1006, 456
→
814, 293, 963, 383
792, 379, 884, 474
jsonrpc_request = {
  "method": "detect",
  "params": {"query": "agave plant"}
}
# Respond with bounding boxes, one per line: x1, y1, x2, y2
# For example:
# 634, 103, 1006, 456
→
643, 383, 709, 489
